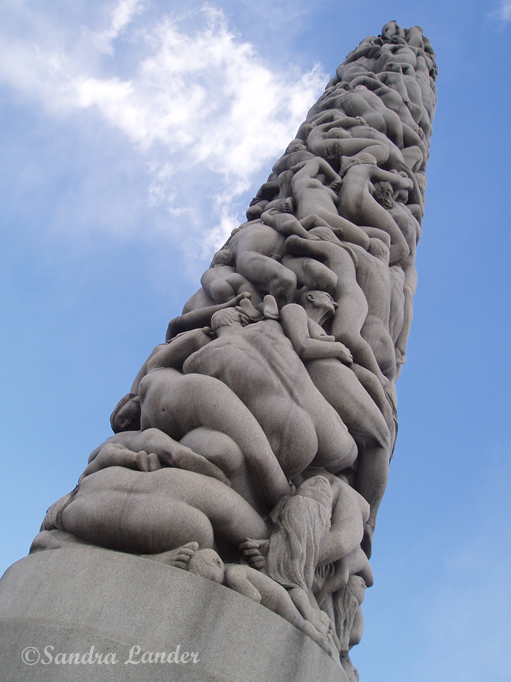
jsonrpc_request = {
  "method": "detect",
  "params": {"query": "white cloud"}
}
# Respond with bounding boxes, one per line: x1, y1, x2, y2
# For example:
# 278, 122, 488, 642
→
92, 0, 146, 54
501, 0, 511, 20
0, 3, 327, 252
491, 0, 511, 22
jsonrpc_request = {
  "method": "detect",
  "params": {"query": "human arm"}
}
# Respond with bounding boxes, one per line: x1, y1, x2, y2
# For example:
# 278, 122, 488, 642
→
348, 74, 385, 92
149, 328, 212, 371
86, 429, 231, 484
371, 167, 414, 189
378, 71, 409, 103
165, 292, 251, 341
80, 444, 161, 481
261, 209, 318, 240
309, 111, 366, 130
280, 304, 353, 363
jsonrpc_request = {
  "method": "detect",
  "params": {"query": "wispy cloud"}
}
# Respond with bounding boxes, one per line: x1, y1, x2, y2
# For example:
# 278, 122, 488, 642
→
492, 0, 511, 22
92, 0, 145, 54
0, 2, 326, 254
501, 0, 511, 20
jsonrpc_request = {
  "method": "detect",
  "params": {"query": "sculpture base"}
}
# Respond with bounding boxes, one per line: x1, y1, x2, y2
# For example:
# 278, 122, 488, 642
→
0, 546, 350, 681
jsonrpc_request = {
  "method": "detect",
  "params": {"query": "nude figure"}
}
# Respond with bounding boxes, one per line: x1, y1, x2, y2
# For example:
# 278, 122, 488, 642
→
242, 472, 369, 628
290, 156, 389, 250
112, 329, 290, 510
279, 291, 392, 529
84, 430, 230, 487
41, 464, 269, 558
414, 53, 437, 124
378, 62, 431, 137
346, 77, 429, 164
222, 220, 297, 307
200, 249, 263, 305
307, 83, 406, 149
261, 207, 317, 241
334, 36, 382, 83
340, 153, 413, 265
381, 20, 406, 42
373, 182, 421, 368
182, 308, 358, 478
315, 547, 373, 609
347, 241, 397, 380
185, 548, 334, 656
284, 230, 388, 386
165, 291, 252, 341
305, 109, 411, 173
271, 139, 316, 175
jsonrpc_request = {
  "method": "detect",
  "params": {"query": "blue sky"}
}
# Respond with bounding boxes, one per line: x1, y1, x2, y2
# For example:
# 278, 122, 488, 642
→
1, 1, 510, 680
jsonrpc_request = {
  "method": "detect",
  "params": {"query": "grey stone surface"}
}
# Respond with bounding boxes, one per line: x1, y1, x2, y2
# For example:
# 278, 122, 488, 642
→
0, 546, 348, 682
0, 21, 436, 680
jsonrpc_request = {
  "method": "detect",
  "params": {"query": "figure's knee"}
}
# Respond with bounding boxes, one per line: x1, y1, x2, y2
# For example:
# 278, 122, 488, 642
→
304, 262, 337, 294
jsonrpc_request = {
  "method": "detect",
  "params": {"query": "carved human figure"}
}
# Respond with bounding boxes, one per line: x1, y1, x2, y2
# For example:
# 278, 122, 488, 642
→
182, 308, 358, 478
165, 291, 252, 340
82, 438, 229, 486
279, 291, 392, 533
414, 53, 437, 125
272, 139, 316, 175
40, 463, 269, 558
305, 109, 411, 173
284, 230, 388, 385
307, 83, 406, 149
372, 180, 420, 367
242, 472, 369, 625
112, 329, 290, 510
290, 156, 388, 250
378, 62, 431, 137
347, 241, 397, 380
82, 429, 268, 511
222, 220, 297, 307
340, 153, 413, 264
345, 78, 428, 167
261, 207, 317, 241
186, 548, 334, 655
200, 250, 262, 306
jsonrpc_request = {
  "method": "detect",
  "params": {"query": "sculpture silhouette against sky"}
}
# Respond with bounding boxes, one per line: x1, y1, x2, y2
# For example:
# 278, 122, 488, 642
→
24, 20, 436, 681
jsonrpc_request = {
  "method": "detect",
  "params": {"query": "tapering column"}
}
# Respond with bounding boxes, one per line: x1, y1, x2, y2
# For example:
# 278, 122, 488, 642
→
0, 21, 436, 682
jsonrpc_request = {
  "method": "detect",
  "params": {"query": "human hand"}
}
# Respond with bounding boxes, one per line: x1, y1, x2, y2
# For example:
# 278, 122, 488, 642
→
330, 179, 343, 194
336, 343, 353, 364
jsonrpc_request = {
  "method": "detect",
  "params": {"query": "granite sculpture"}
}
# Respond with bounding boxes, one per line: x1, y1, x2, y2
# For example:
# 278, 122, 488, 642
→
10, 21, 437, 681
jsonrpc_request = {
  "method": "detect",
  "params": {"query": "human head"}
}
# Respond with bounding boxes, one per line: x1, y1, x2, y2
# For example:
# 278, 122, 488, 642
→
295, 123, 313, 142
384, 61, 402, 73
328, 127, 351, 140
188, 549, 225, 584
285, 139, 307, 154
297, 475, 334, 510
299, 290, 337, 323
341, 153, 377, 176
381, 21, 401, 40
246, 202, 267, 221
211, 249, 234, 267
211, 307, 244, 332
373, 181, 394, 209
110, 394, 141, 433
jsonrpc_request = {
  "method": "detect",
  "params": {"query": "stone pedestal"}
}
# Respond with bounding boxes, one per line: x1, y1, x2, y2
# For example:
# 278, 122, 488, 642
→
0, 546, 348, 682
